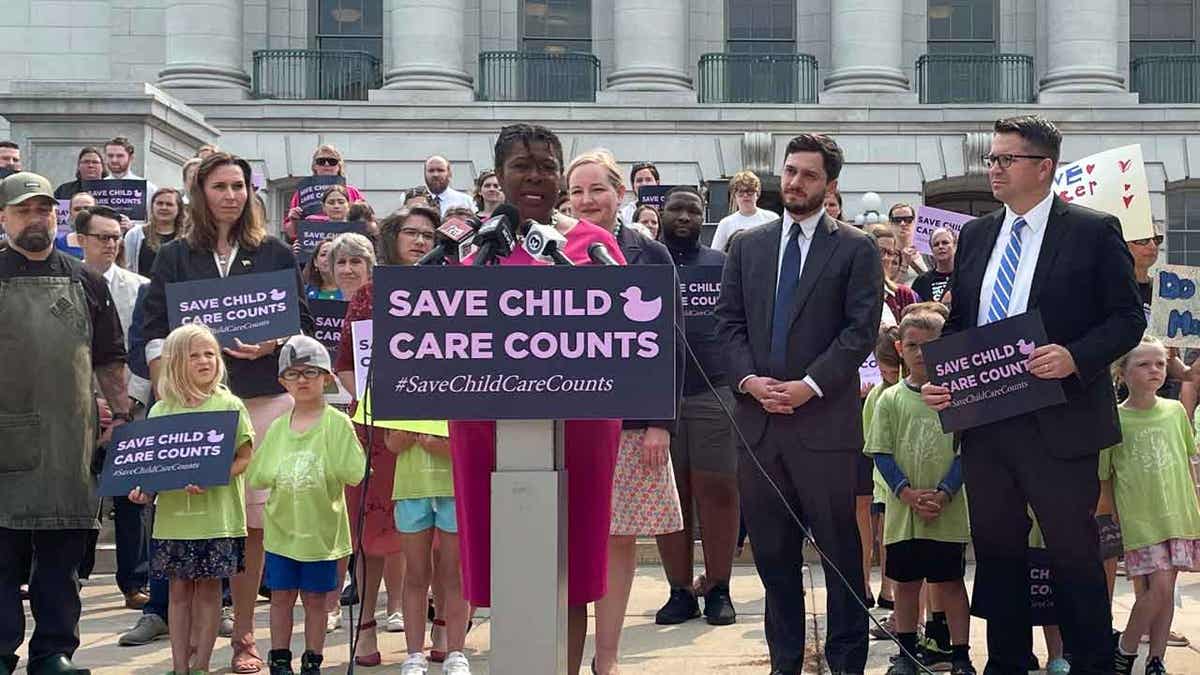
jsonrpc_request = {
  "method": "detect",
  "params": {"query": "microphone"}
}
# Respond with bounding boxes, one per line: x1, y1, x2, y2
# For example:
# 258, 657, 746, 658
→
416, 215, 481, 266
588, 242, 620, 266
471, 204, 519, 266
524, 221, 573, 266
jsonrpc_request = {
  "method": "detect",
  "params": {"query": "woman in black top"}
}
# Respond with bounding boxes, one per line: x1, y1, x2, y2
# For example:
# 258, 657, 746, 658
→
911, 226, 956, 305
142, 152, 313, 674
53, 146, 108, 199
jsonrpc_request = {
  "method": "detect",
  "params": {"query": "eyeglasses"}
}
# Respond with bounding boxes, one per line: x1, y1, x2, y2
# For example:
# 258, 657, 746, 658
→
314, 157, 339, 167
281, 367, 324, 381
982, 153, 1049, 169
1131, 236, 1164, 246
84, 233, 122, 244
734, 189, 757, 197
889, 215, 915, 225
399, 228, 435, 242
879, 249, 900, 259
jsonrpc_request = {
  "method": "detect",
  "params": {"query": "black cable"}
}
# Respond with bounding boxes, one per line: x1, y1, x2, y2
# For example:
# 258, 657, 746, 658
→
343, 344, 378, 675
672, 320, 936, 674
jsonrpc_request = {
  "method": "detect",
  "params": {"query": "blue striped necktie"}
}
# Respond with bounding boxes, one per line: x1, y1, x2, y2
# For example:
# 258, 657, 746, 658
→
986, 216, 1027, 323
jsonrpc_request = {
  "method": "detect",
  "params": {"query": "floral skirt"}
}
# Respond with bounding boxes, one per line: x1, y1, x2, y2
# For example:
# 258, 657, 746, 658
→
1124, 538, 1200, 577
152, 536, 246, 580
610, 429, 683, 536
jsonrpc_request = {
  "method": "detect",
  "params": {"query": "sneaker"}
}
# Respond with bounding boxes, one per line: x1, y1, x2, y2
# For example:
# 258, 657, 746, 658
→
443, 651, 472, 675
654, 587, 700, 625
118, 614, 169, 646
268, 648, 293, 675
870, 614, 896, 641
340, 581, 358, 606
703, 583, 737, 626
326, 608, 342, 634
1046, 657, 1071, 675
950, 660, 977, 675
218, 605, 234, 638
886, 656, 919, 675
386, 611, 405, 632
299, 650, 323, 675
1113, 645, 1137, 675
1144, 656, 1166, 675
399, 652, 428, 675
918, 640, 953, 672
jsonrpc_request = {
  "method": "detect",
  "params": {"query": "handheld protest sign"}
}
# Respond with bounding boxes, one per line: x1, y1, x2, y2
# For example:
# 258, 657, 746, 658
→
166, 269, 302, 347
1028, 547, 1058, 627
920, 311, 1066, 433
635, 185, 679, 210
1149, 264, 1200, 347
296, 219, 367, 263
677, 265, 722, 333
913, 206, 972, 255
310, 298, 348, 361
81, 179, 148, 221
859, 353, 882, 389
57, 200, 72, 236
1053, 144, 1153, 242
98, 411, 239, 497
296, 175, 345, 217
351, 318, 372, 399
370, 265, 677, 420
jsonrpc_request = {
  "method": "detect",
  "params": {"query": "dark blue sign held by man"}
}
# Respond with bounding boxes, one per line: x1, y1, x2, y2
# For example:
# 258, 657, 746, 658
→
97, 411, 240, 497
370, 265, 676, 420
166, 269, 302, 347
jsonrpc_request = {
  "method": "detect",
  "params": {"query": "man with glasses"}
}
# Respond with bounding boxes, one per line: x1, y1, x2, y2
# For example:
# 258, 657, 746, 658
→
920, 115, 1144, 675
711, 170, 778, 252
77, 205, 153, 611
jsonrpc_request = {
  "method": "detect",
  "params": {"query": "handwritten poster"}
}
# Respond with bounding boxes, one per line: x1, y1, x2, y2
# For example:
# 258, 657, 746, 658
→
1053, 145, 1153, 242
1149, 264, 1200, 347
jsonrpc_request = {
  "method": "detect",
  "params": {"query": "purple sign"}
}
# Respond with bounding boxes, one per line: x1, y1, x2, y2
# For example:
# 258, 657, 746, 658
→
914, 206, 973, 255
57, 199, 72, 236
97, 411, 240, 497
370, 265, 677, 420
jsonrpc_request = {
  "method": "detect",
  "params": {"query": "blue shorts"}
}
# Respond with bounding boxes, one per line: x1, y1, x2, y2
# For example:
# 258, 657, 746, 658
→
264, 552, 339, 593
394, 497, 458, 534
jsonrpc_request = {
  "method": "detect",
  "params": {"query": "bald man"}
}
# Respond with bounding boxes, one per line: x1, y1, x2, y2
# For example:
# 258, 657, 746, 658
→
423, 155, 474, 216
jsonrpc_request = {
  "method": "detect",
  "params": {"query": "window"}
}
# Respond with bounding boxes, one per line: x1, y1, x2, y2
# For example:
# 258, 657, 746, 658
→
726, 0, 795, 55
927, 0, 996, 55
1167, 187, 1200, 266
315, 0, 383, 59
1131, 0, 1198, 59
523, 0, 592, 54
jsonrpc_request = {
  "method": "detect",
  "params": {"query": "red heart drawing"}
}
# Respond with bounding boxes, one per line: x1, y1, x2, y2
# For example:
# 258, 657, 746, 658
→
1085, 164, 1095, 174
1123, 195, 1134, 208
1119, 159, 1133, 173
1124, 184, 1131, 191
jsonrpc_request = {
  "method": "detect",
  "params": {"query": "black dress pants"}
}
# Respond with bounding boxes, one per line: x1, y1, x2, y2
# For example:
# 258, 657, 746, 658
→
0, 528, 88, 665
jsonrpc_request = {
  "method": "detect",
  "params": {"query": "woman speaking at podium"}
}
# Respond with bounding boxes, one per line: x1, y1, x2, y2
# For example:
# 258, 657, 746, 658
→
451, 123, 626, 675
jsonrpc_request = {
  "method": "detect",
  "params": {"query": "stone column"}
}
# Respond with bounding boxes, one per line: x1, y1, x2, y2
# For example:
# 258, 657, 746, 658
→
606, 0, 691, 91
1039, 0, 1128, 100
381, 0, 473, 93
824, 0, 910, 94
158, 0, 250, 95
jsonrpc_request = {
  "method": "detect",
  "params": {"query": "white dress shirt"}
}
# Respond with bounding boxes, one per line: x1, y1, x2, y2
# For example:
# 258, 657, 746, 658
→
101, 263, 152, 404
430, 186, 474, 216
977, 190, 1054, 327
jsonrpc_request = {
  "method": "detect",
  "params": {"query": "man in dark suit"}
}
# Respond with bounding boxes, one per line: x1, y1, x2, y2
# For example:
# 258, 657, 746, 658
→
716, 134, 882, 675
922, 115, 1145, 675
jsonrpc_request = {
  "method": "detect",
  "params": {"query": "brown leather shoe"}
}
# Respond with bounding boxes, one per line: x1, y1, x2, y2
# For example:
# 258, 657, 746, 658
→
123, 590, 149, 610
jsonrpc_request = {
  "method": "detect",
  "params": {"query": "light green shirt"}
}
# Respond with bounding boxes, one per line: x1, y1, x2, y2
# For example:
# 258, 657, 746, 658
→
246, 405, 366, 562
150, 387, 255, 541
1099, 398, 1200, 552
862, 381, 894, 505
864, 382, 970, 546
391, 419, 453, 501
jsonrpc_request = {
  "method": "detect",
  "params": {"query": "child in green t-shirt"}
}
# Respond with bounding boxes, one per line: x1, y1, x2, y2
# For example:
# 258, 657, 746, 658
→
864, 325, 901, 623
127, 324, 255, 675
864, 310, 974, 675
246, 336, 366, 675
1108, 335, 1200, 675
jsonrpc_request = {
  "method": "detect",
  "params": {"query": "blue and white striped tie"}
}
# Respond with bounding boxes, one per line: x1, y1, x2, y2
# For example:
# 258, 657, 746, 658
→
986, 217, 1027, 323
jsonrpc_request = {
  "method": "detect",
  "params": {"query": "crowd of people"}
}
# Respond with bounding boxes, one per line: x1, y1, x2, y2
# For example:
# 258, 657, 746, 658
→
0, 113, 1197, 675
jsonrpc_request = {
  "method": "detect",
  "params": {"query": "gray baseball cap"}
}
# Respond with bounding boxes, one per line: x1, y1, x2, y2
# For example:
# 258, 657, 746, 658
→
278, 335, 332, 375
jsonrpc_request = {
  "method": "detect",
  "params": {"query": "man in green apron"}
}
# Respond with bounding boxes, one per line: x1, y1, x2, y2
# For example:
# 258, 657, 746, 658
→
0, 172, 131, 675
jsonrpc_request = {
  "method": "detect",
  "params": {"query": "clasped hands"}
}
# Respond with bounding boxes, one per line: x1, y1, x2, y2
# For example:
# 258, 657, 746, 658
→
921, 343, 1076, 411
744, 376, 816, 415
900, 486, 948, 523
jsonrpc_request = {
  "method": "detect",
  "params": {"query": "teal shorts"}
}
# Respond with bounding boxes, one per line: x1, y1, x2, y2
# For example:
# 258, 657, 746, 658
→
394, 497, 458, 534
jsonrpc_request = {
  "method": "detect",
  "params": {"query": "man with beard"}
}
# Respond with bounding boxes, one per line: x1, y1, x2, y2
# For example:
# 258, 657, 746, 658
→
716, 134, 882, 675
0, 172, 130, 675
654, 186, 742, 627
423, 155, 473, 217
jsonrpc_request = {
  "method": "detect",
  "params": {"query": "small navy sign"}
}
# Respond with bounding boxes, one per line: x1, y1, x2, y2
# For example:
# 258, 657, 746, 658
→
81, 179, 147, 221
296, 175, 345, 216
296, 220, 367, 263
98, 411, 240, 497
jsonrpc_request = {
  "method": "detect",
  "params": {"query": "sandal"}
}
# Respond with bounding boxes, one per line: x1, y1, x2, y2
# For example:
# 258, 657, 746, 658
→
231, 636, 263, 673
354, 620, 381, 667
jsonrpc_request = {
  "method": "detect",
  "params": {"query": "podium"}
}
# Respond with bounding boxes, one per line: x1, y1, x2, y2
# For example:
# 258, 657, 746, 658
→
369, 264, 676, 674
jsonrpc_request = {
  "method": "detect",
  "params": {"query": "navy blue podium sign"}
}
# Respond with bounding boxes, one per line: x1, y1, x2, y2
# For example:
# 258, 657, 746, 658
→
166, 269, 302, 347
370, 265, 677, 420
920, 310, 1066, 433
98, 411, 240, 497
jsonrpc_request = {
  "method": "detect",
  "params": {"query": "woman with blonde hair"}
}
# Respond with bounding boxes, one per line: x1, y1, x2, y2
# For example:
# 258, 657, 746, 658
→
124, 187, 187, 277
283, 144, 366, 240
142, 151, 315, 674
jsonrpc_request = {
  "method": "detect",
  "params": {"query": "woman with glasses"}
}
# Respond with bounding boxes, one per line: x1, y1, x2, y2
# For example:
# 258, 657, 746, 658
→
330, 206, 438, 667
142, 152, 315, 674
283, 145, 366, 242
711, 170, 778, 252
54, 146, 109, 199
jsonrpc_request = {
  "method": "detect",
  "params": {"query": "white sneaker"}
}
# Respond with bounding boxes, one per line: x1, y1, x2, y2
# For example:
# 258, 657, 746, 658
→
326, 607, 342, 634
443, 651, 472, 675
385, 611, 405, 632
218, 605, 234, 638
399, 652, 428, 674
